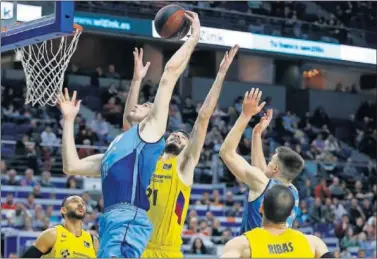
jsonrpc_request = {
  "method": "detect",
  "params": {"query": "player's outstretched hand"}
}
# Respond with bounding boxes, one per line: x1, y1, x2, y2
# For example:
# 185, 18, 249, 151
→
133, 48, 150, 81
219, 44, 239, 75
57, 88, 81, 121
184, 11, 200, 37
242, 88, 265, 118
254, 109, 273, 134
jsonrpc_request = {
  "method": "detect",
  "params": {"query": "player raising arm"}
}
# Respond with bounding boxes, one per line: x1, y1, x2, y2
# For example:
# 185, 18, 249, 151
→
22, 195, 98, 258
142, 44, 239, 258
97, 11, 201, 258
59, 89, 103, 177
221, 185, 332, 258
219, 89, 304, 234
251, 109, 273, 172
138, 11, 200, 143
122, 47, 150, 131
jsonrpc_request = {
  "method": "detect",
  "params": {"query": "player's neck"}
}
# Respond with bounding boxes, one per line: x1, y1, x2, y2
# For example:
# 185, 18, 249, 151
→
274, 176, 291, 185
64, 220, 83, 237
262, 220, 287, 234
162, 152, 176, 160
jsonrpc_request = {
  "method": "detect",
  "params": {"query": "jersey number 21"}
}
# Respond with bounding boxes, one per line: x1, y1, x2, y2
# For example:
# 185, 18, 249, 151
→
147, 187, 158, 206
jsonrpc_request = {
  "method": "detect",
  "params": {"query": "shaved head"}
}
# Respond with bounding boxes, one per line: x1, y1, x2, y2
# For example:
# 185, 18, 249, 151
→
263, 185, 295, 224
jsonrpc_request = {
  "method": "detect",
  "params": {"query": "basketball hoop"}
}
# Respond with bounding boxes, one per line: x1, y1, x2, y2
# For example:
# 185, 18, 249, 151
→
13, 24, 83, 106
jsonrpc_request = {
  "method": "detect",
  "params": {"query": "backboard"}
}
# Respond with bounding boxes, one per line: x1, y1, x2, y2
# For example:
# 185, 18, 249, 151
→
1, 1, 74, 52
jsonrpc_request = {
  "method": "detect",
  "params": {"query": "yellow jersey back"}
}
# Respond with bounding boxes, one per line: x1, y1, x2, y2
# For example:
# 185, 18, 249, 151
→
145, 156, 191, 251
244, 228, 314, 258
42, 225, 96, 258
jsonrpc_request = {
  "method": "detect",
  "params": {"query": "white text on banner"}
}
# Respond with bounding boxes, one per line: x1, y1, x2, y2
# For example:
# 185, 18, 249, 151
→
251, 34, 342, 60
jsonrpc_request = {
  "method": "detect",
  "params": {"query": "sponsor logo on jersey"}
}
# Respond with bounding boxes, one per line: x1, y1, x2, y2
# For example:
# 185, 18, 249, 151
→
163, 164, 172, 170
84, 241, 90, 248
60, 249, 71, 258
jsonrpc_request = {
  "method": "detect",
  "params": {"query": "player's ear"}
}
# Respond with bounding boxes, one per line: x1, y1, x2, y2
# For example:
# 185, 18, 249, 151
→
60, 207, 66, 216
273, 164, 279, 174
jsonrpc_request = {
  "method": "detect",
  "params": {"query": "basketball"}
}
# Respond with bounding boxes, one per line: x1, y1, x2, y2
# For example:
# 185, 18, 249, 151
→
154, 5, 190, 40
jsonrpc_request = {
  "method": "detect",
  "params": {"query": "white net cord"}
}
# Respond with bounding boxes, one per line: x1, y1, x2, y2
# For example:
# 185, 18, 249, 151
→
17, 27, 82, 106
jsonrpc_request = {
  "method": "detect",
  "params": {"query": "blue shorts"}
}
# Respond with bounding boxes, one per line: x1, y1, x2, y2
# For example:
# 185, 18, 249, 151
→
97, 203, 153, 258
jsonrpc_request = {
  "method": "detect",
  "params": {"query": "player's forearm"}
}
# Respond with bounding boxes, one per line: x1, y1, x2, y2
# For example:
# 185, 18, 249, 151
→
164, 33, 199, 77
62, 120, 81, 175
198, 72, 225, 119
184, 73, 225, 162
123, 78, 142, 130
148, 34, 200, 136
220, 113, 251, 154
251, 131, 268, 171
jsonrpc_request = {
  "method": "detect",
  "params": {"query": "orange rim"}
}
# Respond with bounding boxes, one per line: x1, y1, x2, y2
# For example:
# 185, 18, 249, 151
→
70, 23, 83, 36
73, 24, 83, 32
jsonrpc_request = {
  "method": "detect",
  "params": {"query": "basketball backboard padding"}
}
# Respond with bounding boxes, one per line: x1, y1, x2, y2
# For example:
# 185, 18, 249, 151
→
1, 2, 74, 52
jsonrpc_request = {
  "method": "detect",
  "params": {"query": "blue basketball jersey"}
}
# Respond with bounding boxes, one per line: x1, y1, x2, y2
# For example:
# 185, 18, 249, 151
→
239, 179, 299, 234
101, 124, 165, 211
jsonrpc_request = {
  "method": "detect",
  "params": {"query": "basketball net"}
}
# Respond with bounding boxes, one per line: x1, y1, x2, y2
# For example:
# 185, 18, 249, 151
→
17, 24, 83, 106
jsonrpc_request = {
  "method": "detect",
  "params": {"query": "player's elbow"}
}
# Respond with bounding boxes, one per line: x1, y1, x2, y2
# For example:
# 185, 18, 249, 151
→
62, 165, 76, 175
219, 146, 232, 160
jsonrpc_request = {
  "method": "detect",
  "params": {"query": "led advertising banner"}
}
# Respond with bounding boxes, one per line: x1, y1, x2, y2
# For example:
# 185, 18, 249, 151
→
74, 12, 152, 36
152, 22, 376, 65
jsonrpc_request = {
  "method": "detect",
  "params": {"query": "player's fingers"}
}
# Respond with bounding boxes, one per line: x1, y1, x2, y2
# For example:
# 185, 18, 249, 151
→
184, 13, 194, 22
56, 93, 62, 103
145, 61, 151, 70
267, 109, 273, 119
140, 48, 144, 58
76, 100, 82, 108
64, 88, 70, 101
185, 10, 196, 17
248, 88, 255, 99
258, 102, 266, 110
230, 44, 239, 57
254, 88, 260, 100
244, 91, 249, 102
256, 89, 262, 103
71, 91, 77, 103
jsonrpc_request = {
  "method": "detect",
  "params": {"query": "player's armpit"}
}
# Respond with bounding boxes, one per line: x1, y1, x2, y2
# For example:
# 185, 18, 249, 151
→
63, 154, 103, 177
221, 236, 250, 258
